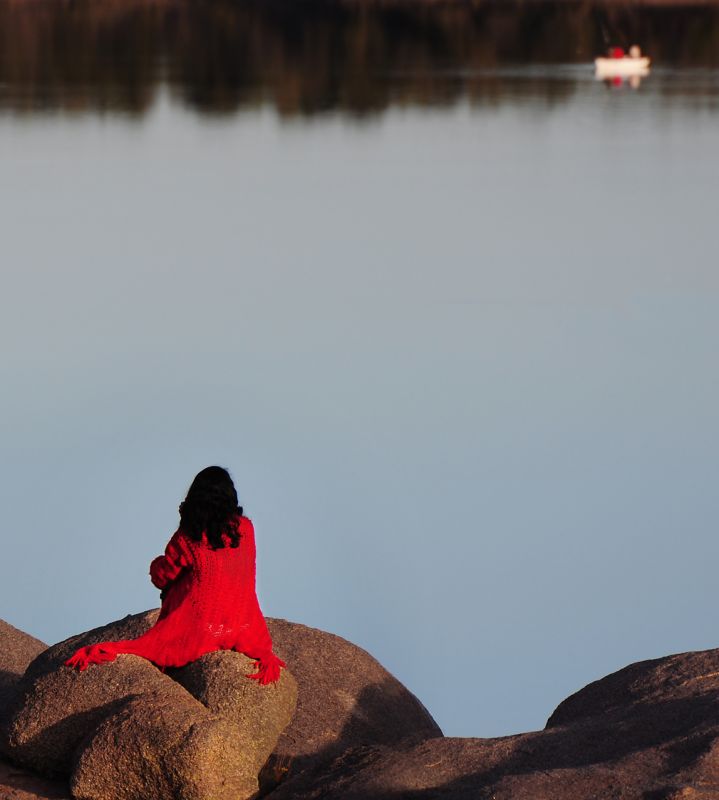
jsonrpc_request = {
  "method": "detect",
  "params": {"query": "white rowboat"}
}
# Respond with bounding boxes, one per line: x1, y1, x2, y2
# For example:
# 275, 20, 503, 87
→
594, 56, 651, 79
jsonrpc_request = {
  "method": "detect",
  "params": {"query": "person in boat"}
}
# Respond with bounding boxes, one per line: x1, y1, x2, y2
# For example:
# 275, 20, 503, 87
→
608, 45, 642, 60
65, 466, 285, 684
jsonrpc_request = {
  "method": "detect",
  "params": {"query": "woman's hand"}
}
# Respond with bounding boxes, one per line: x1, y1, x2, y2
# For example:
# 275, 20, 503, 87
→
150, 555, 174, 589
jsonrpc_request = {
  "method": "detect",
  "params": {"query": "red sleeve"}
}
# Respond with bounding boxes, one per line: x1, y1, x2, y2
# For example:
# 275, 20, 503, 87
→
150, 530, 191, 589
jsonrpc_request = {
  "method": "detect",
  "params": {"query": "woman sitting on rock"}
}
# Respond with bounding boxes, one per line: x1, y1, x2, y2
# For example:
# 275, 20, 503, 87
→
65, 466, 285, 684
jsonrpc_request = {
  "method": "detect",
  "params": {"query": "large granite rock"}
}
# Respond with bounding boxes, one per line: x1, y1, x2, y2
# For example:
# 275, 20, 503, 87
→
0, 619, 47, 689
0, 620, 65, 800
0, 619, 47, 728
546, 647, 719, 728
21, 612, 161, 685
9, 610, 719, 799
2, 613, 298, 800
266, 618, 442, 770
268, 647, 719, 800
20, 611, 441, 773
169, 649, 298, 783
70, 690, 256, 800
4, 653, 186, 776
4, 610, 440, 798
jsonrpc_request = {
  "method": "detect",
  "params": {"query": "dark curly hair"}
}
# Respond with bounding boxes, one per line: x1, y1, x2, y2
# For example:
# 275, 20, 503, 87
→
179, 466, 243, 549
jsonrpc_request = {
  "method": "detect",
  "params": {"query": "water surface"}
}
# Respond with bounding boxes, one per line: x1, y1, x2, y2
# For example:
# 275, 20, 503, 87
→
1, 0, 718, 738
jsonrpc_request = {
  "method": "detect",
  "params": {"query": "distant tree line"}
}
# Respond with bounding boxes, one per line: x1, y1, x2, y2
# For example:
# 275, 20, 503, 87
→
0, 0, 718, 115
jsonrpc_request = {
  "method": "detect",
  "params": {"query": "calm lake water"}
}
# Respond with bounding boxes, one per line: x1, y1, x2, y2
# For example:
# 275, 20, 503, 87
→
1, 0, 718, 739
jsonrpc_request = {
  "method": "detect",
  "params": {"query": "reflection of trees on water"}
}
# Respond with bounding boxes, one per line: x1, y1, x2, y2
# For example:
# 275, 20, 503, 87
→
1, 0, 718, 116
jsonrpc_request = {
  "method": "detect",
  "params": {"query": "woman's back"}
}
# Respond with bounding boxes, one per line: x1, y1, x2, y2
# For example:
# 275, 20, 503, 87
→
65, 467, 284, 683
158, 516, 268, 656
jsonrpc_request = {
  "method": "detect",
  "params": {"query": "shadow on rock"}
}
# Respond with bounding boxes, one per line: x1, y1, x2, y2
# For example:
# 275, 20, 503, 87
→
266, 619, 440, 760
266, 650, 719, 800
259, 681, 429, 795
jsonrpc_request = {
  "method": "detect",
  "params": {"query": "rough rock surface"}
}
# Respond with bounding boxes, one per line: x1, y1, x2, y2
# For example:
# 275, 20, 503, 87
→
2, 610, 170, 775
0, 757, 71, 800
71, 690, 257, 800
0, 619, 47, 690
266, 618, 442, 770
169, 649, 298, 781
4, 653, 187, 776
0, 620, 47, 732
0, 621, 67, 799
546, 647, 719, 729
7, 610, 719, 800
3, 614, 298, 799
20, 612, 161, 685
20, 610, 441, 778
268, 647, 719, 800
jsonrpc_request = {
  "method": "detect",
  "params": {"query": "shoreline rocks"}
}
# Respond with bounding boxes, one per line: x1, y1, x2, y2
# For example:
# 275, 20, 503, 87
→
7, 614, 719, 800
268, 648, 719, 800
1, 612, 439, 799
2, 613, 299, 799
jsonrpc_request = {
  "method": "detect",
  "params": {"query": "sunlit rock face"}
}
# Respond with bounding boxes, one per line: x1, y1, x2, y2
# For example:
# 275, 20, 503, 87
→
5, 653, 184, 776
70, 680, 293, 800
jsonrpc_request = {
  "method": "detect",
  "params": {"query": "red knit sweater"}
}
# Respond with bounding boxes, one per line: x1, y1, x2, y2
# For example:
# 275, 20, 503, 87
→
65, 516, 284, 684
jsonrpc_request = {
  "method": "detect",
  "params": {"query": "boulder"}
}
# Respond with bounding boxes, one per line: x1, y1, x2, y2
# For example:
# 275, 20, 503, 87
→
269, 648, 719, 800
21, 611, 160, 684
4, 653, 186, 776
5, 613, 298, 799
6, 610, 440, 795
266, 618, 442, 771
546, 647, 719, 728
2, 609, 168, 773
22, 611, 441, 767
0, 619, 47, 723
70, 691, 257, 800
169, 649, 298, 780
0, 619, 47, 688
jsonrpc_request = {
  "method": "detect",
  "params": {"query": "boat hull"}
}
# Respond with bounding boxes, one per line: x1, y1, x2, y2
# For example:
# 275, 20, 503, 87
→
594, 57, 651, 78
